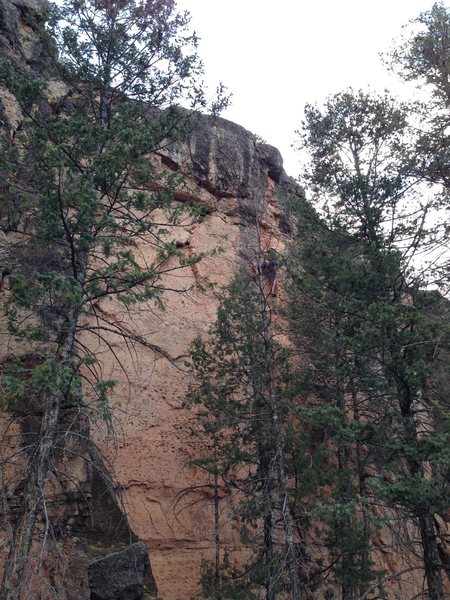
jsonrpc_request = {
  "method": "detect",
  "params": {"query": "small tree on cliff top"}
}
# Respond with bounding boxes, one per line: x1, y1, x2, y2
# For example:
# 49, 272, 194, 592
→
0, 0, 227, 597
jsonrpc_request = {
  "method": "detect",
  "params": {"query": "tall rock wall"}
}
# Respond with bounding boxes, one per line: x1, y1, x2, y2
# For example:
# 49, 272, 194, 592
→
97, 119, 295, 599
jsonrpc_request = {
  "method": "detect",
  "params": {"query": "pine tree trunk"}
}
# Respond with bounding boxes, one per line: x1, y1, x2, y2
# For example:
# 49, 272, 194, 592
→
213, 460, 220, 596
259, 450, 276, 600
335, 352, 356, 600
256, 260, 302, 600
272, 414, 301, 600
336, 434, 356, 600
395, 377, 445, 600
1, 400, 61, 600
1, 307, 79, 599
418, 513, 445, 600
350, 376, 371, 599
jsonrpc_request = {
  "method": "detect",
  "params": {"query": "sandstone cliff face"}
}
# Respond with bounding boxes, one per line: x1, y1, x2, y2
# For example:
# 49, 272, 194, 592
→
97, 120, 293, 599
0, 0, 49, 63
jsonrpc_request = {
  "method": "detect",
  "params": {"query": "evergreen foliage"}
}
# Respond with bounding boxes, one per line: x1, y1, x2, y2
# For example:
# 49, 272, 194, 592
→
186, 267, 304, 599
288, 79, 450, 600
1, 1, 449, 599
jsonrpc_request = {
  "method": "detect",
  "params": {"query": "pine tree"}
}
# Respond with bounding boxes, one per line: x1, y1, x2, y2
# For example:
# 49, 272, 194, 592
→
287, 195, 385, 599
186, 255, 305, 599
289, 89, 450, 598
0, 1, 226, 596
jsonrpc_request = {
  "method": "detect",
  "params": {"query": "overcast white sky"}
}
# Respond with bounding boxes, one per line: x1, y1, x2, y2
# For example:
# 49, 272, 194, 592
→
177, 0, 439, 178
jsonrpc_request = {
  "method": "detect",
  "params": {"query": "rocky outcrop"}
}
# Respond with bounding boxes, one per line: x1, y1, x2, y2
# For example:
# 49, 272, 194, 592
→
161, 113, 295, 234
164, 115, 284, 198
0, 0, 49, 62
102, 117, 292, 598
88, 542, 157, 600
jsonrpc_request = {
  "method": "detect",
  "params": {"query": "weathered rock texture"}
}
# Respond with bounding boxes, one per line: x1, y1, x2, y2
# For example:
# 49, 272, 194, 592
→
88, 542, 156, 600
96, 118, 293, 599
